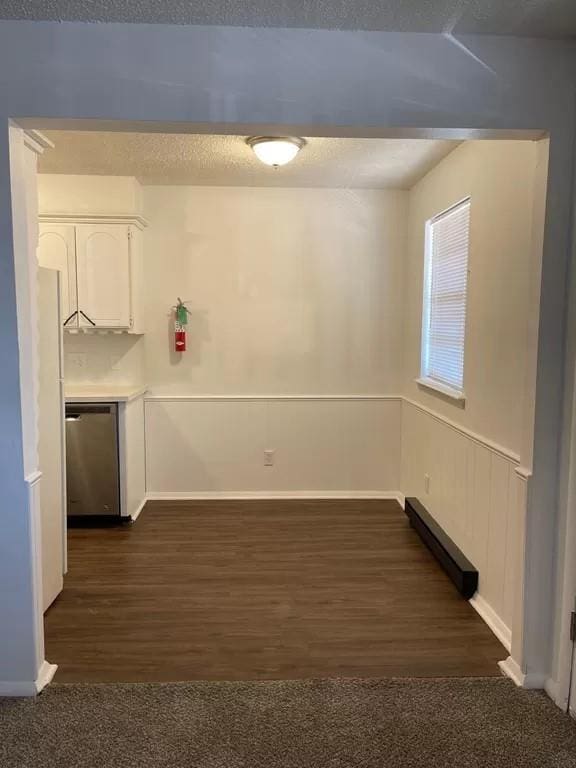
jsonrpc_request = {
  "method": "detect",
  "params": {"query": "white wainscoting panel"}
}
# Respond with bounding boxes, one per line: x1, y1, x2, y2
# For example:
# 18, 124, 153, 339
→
145, 396, 401, 496
401, 399, 526, 650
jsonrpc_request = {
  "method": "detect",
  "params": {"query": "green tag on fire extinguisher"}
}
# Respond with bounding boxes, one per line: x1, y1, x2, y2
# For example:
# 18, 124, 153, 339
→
176, 298, 189, 327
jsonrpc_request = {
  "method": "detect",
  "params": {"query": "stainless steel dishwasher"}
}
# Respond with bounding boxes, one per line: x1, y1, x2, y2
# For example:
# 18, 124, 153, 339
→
65, 402, 121, 518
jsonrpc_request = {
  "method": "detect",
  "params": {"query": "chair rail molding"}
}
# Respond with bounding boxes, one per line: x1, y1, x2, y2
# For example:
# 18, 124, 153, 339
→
144, 394, 403, 402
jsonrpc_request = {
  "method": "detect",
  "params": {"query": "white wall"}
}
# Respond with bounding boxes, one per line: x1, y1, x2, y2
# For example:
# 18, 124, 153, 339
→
143, 185, 406, 494
38, 179, 407, 493
143, 186, 406, 396
38, 174, 142, 217
403, 141, 541, 461
63, 333, 145, 386
400, 140, 546, 646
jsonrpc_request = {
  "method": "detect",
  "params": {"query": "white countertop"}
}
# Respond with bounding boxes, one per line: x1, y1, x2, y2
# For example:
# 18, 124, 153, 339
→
65, 385, 148, 403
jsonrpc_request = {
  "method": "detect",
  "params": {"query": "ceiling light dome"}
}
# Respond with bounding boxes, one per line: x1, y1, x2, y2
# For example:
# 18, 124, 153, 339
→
247, 136, 305, 167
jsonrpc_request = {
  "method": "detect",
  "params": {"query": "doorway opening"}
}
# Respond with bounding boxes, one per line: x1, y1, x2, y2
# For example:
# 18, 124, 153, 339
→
13, 122, 553, 689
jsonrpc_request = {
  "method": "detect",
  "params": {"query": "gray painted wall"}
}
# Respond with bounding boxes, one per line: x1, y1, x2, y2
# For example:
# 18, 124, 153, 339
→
0, 20, 574, 690
0, 124, 42, 686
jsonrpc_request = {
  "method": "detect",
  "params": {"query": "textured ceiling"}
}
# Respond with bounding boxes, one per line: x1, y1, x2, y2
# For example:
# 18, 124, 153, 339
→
1, 0, 576, 38
38, 132, 459, 189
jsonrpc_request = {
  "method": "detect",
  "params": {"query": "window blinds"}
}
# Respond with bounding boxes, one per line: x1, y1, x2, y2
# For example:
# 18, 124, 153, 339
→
422, 198, 470, 392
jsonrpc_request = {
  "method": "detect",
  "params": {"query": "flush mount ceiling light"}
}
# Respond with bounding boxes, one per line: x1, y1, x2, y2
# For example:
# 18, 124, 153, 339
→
246, 136, 306, 167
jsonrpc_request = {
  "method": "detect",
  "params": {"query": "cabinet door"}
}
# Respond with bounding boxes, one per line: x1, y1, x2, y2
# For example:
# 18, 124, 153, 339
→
37, 224, 77, 325
76, 224, 131, 328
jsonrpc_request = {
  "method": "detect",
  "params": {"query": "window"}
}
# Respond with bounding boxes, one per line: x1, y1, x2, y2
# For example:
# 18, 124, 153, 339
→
420, 198, 470, 398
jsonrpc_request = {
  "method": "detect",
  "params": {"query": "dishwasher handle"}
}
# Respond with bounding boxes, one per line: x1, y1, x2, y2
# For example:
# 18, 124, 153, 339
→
65, 403, 118, 417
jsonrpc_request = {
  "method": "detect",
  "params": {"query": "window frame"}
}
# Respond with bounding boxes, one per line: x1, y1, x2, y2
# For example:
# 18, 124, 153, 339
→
417, 196, 471, 403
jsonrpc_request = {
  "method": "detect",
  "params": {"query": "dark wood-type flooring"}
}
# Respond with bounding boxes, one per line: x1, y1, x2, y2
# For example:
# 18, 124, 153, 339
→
44, 500, 506, 682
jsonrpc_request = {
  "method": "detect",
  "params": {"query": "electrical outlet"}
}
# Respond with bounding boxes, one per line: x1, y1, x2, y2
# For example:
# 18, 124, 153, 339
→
67, 353, 87, 370
264, 449, 275, 467
424, 474, 431, 494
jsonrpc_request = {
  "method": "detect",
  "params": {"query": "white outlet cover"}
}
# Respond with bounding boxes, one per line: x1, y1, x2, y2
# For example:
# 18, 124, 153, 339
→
264, 449, 275, 467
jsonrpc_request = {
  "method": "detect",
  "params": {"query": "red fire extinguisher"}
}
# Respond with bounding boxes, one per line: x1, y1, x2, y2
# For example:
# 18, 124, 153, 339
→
175, 328, 186, 352
174, 298, 190, 353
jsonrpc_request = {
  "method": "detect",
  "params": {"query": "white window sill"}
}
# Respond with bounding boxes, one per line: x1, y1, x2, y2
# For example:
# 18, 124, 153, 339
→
415, 377, 466, 404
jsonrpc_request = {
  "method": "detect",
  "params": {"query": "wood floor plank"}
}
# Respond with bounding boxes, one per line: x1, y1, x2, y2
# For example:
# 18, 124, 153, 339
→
44, 499, 506, 682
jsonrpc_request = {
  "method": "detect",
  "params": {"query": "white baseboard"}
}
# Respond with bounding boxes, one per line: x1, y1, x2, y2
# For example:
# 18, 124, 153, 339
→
0, 660, 57, 697
130, 497, 147, 522
498, 656, 525, 686
498, 655, 547, 689
36, 660, 57, 693
146, 490, 404, 503
469, 593, 512, 652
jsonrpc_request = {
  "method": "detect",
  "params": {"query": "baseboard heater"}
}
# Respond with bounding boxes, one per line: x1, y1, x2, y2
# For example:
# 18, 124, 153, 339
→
67, 515, 132, 528
404, 497, 478, 599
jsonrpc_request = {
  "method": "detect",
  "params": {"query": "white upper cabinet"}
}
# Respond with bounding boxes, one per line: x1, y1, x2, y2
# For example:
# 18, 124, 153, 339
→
76, 224, 131, 328
38, 218, 145, 333
37, 224, 77, 324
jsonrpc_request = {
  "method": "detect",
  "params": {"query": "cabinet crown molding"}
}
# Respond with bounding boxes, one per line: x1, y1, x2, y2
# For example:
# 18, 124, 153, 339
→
39, 213, 148, 230
24, 130, 54, 155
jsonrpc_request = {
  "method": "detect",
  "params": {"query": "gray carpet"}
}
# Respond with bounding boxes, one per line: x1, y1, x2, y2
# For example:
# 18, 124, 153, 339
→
1, 677, 575, 767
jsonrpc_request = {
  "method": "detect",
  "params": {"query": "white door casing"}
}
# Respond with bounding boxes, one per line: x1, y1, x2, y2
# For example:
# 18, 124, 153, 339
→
570, 604, 576, 716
